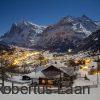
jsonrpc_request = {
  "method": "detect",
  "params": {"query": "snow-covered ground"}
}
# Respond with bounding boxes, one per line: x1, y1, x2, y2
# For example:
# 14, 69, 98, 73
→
0, 84, 100, 100
0, 75, 100, 100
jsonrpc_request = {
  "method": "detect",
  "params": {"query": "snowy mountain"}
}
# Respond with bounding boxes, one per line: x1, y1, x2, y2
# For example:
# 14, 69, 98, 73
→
0, 20, 46, 48
0, 15, 100, 52
77, 29, 100, 51
58, 15, 98, 36
94, 21, 100, 26
37, 15, 99, 52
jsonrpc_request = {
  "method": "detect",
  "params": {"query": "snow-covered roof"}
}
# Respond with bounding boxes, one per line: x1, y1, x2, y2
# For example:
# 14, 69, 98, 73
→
27, 71, 45, 78
60, 67, 75, 76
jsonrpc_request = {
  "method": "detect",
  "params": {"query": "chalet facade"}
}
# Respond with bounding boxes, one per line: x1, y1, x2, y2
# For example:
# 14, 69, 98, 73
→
39, 65, 75, 87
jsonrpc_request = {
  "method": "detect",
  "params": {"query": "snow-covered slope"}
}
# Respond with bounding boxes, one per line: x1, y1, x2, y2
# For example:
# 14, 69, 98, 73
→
94, 21, 100, 26
0, 20, 46, 48
58, 15, 98, 37
37, 15, 99, 51
77, 29, 100, 51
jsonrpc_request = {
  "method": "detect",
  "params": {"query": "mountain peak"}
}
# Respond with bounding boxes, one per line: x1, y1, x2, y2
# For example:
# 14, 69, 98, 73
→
63, 15, 73, 19
58, 16, 75, 25
0, 20, 46, 48
81, 14, 88, 18
15, 20, 38, 27
80, 15, 91, 21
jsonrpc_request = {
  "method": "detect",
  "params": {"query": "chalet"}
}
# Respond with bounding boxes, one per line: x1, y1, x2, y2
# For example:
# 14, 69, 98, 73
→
39, 65, 75, 87
26, 65, 75, 87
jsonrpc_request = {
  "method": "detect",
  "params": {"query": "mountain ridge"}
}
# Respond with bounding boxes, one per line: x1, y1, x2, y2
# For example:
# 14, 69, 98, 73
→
0, 15, 100, 52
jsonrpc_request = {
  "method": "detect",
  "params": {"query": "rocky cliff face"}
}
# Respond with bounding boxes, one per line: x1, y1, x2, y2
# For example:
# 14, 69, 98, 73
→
0, 20, 46, 48
77, 29, 100, 51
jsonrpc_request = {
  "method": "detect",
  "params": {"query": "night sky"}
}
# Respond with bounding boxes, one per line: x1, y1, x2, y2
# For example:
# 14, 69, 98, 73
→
0, 0, 100, 35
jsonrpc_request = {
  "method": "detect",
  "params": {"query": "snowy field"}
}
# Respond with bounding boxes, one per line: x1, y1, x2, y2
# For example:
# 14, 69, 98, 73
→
0, 75, 100, 100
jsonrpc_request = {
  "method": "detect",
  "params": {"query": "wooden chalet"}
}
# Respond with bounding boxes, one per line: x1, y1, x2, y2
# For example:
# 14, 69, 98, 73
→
39, 65, 75, 87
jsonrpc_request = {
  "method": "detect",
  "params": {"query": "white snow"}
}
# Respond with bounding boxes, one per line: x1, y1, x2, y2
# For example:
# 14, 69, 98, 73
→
1, 21, 46, 47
